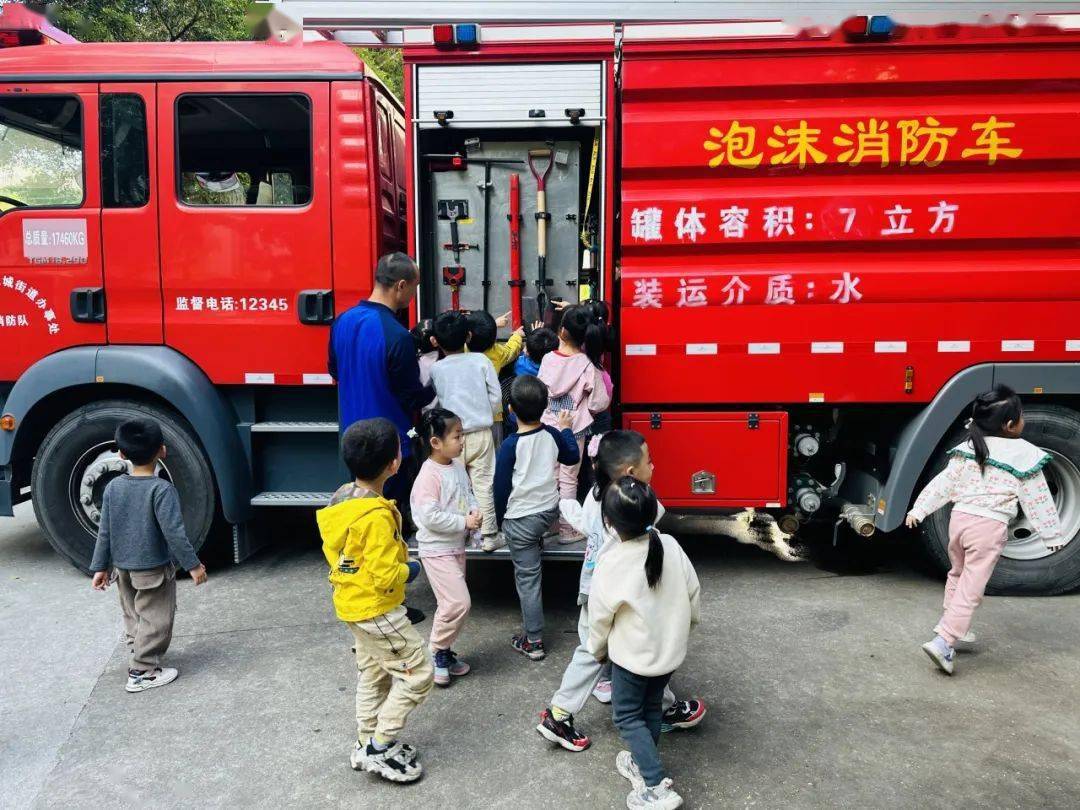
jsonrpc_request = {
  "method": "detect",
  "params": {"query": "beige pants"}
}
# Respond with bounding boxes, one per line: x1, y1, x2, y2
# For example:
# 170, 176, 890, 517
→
117, 565, 177, 673
462, 428, 497, 536
348, 606, 434, 742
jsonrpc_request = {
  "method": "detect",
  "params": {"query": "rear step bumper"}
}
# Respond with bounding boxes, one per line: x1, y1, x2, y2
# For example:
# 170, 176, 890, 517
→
248, 491, 584, 559
251, 491, 333, 507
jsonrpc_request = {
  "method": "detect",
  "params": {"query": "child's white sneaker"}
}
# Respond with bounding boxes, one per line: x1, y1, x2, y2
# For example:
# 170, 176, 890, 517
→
592, 679, 613, 704
355, 739, 422, 783
482, 532, 507, 552
350, 739, 416, 770
616, 751, 645, 791
921, 636, 956, 675
626, 778, 683, 809
933, 625, 976, 647
125, 667, 178, 693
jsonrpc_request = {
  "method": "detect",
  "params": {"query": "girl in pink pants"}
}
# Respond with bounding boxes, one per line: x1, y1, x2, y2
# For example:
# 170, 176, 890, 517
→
538, 305, 611, 543
907, 385, 1065, 675
410, 408, 481, 687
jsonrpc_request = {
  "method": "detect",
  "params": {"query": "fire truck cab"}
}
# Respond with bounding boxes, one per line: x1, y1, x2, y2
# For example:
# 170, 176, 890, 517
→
1, 10, 405, 564
4, 3, 1080, 595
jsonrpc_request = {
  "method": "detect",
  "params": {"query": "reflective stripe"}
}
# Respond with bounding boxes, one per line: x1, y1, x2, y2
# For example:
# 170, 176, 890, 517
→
686, 343, 717, 355
937, 340, 970, 353
303, 373, 334, 385
810, 341, 843, 354
748, 342, 780, 355
623, 21, 796, 40
245, 373, 275, 384
874, 341, 907, 353
625, 344, 656, 356
1001, 340, 1035, 352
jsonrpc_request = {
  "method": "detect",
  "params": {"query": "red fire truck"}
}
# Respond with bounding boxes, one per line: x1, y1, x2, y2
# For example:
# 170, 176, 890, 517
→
3, 4, 1080, 595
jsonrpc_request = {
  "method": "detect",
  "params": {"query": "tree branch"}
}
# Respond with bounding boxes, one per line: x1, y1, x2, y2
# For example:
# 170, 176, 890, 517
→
172, 9, 202, 42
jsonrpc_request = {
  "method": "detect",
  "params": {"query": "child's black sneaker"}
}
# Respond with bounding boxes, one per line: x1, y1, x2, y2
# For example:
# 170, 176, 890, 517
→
125, 667, 178, 693
511, 634, 545, 660
660, 699, 707, 732
536, 709, 591, 752
352, 739, 422, 783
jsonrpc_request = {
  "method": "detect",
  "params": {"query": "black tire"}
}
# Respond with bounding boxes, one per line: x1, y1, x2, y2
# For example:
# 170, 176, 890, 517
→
918, 404, 1080, 595
30, 400, 216, 575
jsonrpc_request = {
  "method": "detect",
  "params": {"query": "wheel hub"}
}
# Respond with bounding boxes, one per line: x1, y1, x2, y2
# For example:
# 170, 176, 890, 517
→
68, 442, 170, 535
1002, 448, 1079, 561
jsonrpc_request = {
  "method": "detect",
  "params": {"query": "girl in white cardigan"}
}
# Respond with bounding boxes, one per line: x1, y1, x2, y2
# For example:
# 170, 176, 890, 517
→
588, 477, 700, 810
907, 385, 1063, 675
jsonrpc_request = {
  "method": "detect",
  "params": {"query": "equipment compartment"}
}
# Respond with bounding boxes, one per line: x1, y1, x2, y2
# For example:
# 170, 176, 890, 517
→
421, 136, 586, 316
623, 411, 789, 508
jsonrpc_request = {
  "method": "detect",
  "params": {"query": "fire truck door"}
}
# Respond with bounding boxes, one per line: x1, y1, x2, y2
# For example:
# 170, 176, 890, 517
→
157, 82, 333, 385
0, 85, 105, 381
99, 84, 160, 344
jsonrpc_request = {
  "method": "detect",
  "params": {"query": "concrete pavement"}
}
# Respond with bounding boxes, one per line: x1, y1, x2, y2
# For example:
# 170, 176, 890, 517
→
3, 505, 1078, 809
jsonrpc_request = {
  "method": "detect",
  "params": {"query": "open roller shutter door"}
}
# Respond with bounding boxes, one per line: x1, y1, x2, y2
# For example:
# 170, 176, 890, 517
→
416, 63, 603, 128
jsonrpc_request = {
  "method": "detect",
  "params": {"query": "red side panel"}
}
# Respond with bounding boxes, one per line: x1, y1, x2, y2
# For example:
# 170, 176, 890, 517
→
618, 38, 1080, 406
623, 411, 788, 508
0, 84, 104, 380
330, 80, 376, 308
101, 82, 162, 344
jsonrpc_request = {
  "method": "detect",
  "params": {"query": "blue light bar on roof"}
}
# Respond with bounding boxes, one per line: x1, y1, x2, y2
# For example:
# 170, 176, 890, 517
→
454, 23, 479, 45
868, 15, 895, 36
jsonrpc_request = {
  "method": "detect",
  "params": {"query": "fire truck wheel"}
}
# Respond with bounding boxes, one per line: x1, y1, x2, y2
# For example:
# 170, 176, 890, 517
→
31, 400, 216, 575
919, 404, 1080, 596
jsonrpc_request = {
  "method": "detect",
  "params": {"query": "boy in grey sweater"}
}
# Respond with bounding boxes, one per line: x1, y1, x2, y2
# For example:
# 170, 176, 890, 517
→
89, 418, 207, 692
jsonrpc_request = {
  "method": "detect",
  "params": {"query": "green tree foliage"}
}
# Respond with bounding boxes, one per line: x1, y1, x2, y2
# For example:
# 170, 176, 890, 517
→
23, 0, 249, 42
355, 47, 404, 100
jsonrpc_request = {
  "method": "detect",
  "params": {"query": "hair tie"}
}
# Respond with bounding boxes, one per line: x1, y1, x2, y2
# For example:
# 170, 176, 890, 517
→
964, 418, 973, 429
587, 433, 605, 459
406, 427, 418, 438
645, 525, 655, 533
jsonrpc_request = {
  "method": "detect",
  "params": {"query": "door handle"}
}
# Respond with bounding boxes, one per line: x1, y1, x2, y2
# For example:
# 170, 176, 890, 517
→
297, 289, 334, 325
70, 287, 106, 323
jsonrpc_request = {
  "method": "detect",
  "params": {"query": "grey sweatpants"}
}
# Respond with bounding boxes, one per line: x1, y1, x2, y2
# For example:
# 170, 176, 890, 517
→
502, 506, 559, 641
117, 565, 177, 672
552, 598, 677, 716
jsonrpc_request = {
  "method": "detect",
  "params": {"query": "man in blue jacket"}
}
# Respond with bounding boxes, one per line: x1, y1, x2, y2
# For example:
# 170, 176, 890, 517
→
329, 253, 434, 505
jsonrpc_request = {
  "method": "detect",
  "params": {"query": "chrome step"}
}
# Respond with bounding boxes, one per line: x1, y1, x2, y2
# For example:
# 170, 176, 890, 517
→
406, 535, 585, 560
249, 421, 339, 433
251, 491, 333, 507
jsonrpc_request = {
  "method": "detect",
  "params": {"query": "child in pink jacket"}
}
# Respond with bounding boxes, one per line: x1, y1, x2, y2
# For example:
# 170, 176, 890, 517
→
907, 385, 1064, 676
538, 304, 611, 543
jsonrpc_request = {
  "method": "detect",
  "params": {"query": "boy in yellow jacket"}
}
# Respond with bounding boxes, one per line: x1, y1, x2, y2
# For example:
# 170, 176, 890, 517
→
317, 417, 433, 783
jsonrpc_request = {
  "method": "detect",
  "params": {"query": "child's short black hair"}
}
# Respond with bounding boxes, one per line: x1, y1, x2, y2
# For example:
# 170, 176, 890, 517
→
433, 310, 470, 352
466, 310, 498, 353
115, 419, 164, 466
525, 327, 559, 364
410, 318, 435, 355
509, 375, 548, 424
341, 417, 400, 481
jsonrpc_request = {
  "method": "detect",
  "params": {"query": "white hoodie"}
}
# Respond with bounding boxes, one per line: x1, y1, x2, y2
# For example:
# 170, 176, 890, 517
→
587, 532, 700, 677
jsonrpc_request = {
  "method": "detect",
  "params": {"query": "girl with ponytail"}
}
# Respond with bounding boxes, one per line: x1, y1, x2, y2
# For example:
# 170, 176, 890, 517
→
408, 408, 481, 686
538, 304, 612, 541
907, 385, 1064, 676
537, 432, 706, 755
585, 477, 700, 809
